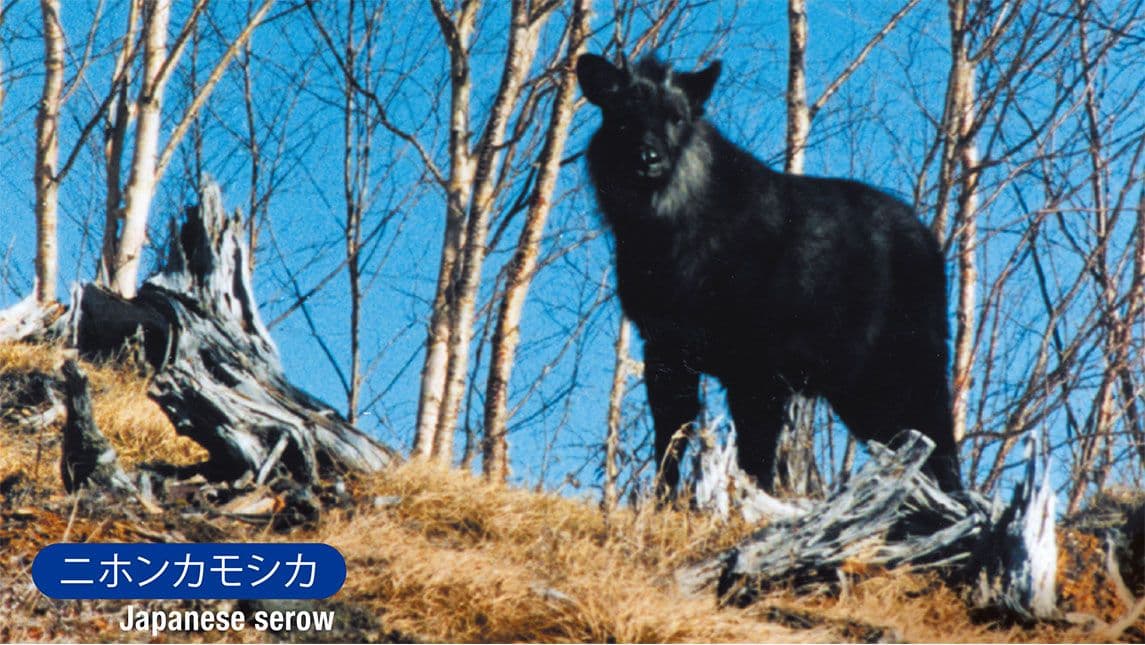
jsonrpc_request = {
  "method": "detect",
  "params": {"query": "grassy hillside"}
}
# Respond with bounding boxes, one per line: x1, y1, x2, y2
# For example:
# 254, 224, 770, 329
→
0, 341, 1137, 643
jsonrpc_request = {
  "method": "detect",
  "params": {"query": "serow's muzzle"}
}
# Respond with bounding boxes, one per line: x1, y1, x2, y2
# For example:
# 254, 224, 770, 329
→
637, 145, 668, 179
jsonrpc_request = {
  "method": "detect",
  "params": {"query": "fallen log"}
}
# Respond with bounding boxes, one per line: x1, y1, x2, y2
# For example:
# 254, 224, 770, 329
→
678, 430, 1057, 623
73, 181, 398, 485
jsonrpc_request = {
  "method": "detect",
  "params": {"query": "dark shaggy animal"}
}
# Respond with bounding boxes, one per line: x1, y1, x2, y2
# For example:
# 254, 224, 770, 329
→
577, 54, 962, 495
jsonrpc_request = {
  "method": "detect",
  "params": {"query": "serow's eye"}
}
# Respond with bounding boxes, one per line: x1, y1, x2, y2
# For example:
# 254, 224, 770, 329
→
671, 111, 686, 126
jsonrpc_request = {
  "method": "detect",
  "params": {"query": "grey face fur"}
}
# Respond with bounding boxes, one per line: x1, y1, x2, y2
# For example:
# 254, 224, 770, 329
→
648, 128, 714, 218
576, 55, 722, 188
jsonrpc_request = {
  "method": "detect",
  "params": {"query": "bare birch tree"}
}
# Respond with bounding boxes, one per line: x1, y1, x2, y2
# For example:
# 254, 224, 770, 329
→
98, 0, 142, 287
334, 0, 382, 425
1064, 0, 1145, 510
33, 0, 63, 305
414, 0, 576, 465
412, 0, 479, 461
431, 0, 553, 465
481, 0, 593, 482
107, 0, 173, 298
923, 0, 1145, 499
942, 0, 984, 448
783, 0, 808, 176
100, 0, 275, 298
603, 317, 632, 510
232, 0, 302, 272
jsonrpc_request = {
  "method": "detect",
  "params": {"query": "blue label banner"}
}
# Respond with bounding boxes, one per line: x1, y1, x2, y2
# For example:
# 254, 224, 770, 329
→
33, 543, 346, 599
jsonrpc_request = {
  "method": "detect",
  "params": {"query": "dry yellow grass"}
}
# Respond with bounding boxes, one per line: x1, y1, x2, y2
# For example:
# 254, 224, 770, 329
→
315, 462, 820, 643
0, 340, 207, 479
316, 463, 1137, 643
1, 340, 1139, 643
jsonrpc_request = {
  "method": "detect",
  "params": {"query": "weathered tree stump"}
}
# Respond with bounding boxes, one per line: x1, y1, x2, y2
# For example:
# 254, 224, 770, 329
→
679, 430, 1058, 623
59, 359, 135, 495
73, 182, 398, 485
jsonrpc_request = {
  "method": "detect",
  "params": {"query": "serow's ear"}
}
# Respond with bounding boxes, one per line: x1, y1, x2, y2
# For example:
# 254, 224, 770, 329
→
577, 54, 625, 106
677, 60, 722, 113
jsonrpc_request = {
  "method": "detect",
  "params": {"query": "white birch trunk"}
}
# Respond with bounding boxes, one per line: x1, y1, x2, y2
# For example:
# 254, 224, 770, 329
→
433, 0, 545, 465
784, 0, 809, 175
603, 318, 631, 509
481, 0, 591, 481
109, 0, 171, 298
948, 0, 978, 446
99, 0, 141, 287
34, 0, 64, 305
414, 0, 479, 459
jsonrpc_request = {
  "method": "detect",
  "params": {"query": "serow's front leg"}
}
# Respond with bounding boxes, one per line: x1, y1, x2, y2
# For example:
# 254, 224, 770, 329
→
727, 379, 789, 494
644, 341, 700, 500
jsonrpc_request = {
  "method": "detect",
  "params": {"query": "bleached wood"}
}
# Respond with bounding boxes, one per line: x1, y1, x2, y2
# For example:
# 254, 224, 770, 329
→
76, 181, 398, 483
0, 290, 65, 342
679, 430, 1058, 622
967, 433, 1057, 621
690, 427, 811, 524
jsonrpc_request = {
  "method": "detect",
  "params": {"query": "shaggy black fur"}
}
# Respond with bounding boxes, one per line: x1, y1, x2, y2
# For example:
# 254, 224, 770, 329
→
577, 54, 962, 495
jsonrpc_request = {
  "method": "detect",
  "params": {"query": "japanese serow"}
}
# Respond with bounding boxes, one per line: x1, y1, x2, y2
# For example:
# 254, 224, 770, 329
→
576, 53, 962, 496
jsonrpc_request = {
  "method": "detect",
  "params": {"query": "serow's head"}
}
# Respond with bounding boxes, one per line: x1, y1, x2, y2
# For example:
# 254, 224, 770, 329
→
577, 54, 721, 184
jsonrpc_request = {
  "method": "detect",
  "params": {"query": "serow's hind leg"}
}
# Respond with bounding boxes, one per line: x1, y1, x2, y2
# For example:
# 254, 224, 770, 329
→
900, 363, 963, 493
918, 424, 962, 493
835, 377, 963, 494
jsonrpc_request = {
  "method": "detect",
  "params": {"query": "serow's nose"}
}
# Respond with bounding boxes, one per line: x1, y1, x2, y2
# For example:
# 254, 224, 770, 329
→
640, 147, 662, 166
